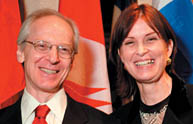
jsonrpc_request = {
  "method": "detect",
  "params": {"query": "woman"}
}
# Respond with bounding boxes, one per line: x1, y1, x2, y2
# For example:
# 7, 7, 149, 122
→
109, 3, 193, 124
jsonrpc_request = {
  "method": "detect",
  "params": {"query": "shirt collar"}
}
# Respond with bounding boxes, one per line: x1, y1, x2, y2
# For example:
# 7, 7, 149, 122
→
47, 88, 67, 122
21, 88, 67, 123
21, 88, 39, 123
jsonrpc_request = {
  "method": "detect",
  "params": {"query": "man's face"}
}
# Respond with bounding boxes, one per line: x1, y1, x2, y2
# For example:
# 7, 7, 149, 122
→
17, 15, 74, 95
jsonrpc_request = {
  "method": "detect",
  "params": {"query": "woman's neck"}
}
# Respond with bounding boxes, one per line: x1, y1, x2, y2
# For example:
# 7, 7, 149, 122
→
137, 72, 172, 106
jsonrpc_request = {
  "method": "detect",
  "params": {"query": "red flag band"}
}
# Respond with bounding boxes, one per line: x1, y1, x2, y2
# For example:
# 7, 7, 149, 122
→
0, 0, 25, 108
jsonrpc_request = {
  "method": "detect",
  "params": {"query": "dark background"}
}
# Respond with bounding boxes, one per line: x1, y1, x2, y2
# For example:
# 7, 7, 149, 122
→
100, 0, 115, 47
100, 0, 121, 109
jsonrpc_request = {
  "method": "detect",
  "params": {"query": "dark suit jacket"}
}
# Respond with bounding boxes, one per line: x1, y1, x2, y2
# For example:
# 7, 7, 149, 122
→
112, 73, 193, 124
0, 94, 120, 124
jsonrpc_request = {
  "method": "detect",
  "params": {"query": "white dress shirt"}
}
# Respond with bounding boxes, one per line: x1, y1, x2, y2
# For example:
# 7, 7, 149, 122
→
21, 88, 67, 124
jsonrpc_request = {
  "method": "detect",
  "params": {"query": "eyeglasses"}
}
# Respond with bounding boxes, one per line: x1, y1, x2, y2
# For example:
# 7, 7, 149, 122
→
24, 40, 74, 59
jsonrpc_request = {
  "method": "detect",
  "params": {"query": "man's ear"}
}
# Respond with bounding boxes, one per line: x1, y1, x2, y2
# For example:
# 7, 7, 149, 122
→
16, 45, 24, 63
70, 56, 75, 68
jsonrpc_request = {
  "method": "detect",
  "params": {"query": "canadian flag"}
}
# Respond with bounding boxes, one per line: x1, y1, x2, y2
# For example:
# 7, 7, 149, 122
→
59, 0, 112, 114
0, 0, 112, 114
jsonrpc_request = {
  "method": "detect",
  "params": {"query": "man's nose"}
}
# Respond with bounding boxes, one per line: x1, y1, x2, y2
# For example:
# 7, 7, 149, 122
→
48, 46, 60, 64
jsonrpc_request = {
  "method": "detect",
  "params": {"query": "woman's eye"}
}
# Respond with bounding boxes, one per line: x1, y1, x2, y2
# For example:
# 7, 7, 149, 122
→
147, 37, 158, 42
124, 41, 134, 45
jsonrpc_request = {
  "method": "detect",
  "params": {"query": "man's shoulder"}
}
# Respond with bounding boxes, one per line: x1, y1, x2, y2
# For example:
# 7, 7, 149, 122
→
66, 95, 120, 124
74, 100, 121, 124
0, 99, 21, 123
66, 95, 105, 117
0, 101, 18, 115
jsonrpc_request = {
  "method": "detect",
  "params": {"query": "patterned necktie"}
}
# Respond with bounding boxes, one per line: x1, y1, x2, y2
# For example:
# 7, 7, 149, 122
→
32, 105, 50, 124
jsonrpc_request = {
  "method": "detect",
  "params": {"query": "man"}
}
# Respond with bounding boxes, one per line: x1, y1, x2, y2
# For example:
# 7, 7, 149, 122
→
0, 9, 120, 124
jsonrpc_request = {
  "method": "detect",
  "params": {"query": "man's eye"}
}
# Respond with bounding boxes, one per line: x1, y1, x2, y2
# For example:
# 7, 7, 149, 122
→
60, 47, 71, 53
36, 43, 48, 50
61, 48, 68, 52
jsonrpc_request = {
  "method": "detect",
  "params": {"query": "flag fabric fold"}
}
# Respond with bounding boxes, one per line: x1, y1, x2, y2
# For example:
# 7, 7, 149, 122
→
59, 0, 112, 114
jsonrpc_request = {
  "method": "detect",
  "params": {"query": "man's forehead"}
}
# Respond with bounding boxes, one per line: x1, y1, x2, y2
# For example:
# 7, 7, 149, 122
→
27, 15, 74, 45
29, 15, 73, 34
32, 15, 67, 26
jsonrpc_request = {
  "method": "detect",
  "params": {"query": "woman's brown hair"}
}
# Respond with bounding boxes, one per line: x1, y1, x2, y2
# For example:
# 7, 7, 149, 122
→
109, 3, 177, 99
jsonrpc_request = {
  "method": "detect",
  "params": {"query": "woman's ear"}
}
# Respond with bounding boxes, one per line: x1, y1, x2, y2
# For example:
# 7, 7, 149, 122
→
118, 49, 121, 59
118, 49, 123, 62
167, 39, 174, 58
118, 49, 121, 57
16, 45, 24, 63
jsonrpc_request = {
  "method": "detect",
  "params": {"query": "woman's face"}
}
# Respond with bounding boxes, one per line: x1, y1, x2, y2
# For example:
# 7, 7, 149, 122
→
118, 18, 173, 83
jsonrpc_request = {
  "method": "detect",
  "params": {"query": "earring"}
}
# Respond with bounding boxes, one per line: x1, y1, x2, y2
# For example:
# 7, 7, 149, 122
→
167, 58, 172, 65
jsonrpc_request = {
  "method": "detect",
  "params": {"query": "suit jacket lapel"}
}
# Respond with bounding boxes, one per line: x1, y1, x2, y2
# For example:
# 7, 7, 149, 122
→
12, 98, 22, 124
62, 95, 88, 124
3, 98, 22, 124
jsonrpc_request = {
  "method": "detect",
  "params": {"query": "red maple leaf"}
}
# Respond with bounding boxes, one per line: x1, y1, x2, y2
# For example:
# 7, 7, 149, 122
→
63, 80, 111, 108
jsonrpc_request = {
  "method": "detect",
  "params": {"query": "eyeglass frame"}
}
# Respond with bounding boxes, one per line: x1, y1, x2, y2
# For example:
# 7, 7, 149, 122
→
23, 40, 75, 59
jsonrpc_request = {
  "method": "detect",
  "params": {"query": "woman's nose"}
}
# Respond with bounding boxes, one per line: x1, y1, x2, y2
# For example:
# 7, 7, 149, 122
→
136, 44, 148, 56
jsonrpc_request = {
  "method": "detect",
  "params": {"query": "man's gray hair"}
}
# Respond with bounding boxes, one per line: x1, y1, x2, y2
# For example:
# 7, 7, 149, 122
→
17, 8, 79, 53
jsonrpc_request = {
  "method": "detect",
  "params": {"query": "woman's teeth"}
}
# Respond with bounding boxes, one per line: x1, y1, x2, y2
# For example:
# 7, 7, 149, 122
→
135, 60, 154, 66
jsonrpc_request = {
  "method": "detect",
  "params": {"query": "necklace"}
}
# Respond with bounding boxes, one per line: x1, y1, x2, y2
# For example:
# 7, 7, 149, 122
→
139, 104, 168, 124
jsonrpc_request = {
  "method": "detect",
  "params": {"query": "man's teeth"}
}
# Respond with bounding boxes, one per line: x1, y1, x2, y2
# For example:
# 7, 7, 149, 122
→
40, 68, 58, 74
135, 60, 154, 66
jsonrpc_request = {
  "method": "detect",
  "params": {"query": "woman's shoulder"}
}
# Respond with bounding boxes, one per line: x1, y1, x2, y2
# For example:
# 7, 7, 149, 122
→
185, 83, 193, 99
181, 83, 193, 111
111, 102, 134, 122
185, 83, 193, 89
